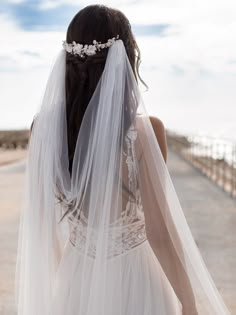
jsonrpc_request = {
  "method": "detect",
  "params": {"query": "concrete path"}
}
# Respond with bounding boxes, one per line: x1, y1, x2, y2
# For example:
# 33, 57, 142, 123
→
0, 150, 235, 314
167, 149, 236, 313
0, 161, 25, 315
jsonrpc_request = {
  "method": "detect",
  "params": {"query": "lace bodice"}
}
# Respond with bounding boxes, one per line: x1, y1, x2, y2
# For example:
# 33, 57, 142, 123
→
68, 124, 147, 258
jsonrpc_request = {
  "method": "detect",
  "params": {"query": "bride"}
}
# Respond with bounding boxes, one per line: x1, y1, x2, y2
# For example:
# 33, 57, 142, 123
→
15, 5, 231, 315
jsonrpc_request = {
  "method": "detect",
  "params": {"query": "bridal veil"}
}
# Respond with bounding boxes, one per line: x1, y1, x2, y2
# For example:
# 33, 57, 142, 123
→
15, 40, 230, 315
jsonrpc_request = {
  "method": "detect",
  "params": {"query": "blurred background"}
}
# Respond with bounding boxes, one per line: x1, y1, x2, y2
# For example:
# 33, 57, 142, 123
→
0, 1, 235, 314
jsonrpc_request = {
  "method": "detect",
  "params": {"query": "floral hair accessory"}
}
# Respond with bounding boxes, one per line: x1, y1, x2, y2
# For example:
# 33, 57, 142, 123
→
62, 35, 119, 58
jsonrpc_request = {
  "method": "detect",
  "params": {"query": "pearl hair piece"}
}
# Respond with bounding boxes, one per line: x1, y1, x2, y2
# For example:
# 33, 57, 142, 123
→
62, 35, 119, 58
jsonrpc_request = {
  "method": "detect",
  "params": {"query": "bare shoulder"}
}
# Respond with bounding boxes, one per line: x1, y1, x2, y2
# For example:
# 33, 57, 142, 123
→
149, 116, 167, 163
149, 116, 165, 134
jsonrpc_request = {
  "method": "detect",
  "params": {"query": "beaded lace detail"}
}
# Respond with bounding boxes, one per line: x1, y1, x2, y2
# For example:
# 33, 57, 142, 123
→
68, 124, 147, 258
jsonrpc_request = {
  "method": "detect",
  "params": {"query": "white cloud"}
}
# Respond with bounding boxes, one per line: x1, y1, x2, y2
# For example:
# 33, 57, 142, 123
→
0, 14, 65, 70
138, 20, 236, 75
38, 0, 236, 11
139, 33, 236, 138
0, 13, 65, 129
38, 0, 74, 10
0, 5, 236, 139
3, 0, 26, 3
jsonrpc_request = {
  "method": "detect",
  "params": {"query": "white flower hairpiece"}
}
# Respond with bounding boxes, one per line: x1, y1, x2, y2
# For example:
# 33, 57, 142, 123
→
62, 35, 119, 58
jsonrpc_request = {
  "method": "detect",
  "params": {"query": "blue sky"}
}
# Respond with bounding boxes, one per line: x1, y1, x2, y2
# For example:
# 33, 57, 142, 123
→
1, 1, 78, 31
1, 1, 169, 34
0, 1, 236, 140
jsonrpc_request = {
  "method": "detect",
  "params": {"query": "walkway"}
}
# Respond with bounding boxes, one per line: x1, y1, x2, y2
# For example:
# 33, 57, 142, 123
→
0, 149, 235, 314
167, 149, 236, 313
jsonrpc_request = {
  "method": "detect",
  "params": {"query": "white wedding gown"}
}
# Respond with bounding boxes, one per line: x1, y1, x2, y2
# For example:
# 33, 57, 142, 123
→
51, 124, 182, 315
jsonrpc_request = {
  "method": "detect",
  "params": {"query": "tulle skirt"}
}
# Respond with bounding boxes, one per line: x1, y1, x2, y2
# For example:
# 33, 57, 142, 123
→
50, 238, 183, 315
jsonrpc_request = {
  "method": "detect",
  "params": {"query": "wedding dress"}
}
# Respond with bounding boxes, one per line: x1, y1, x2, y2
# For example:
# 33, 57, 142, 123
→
15, 40, 231, 315
50, 122, 183, 315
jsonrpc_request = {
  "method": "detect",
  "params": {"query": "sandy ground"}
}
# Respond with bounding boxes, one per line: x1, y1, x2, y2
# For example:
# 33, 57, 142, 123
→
0, 149, 235, 314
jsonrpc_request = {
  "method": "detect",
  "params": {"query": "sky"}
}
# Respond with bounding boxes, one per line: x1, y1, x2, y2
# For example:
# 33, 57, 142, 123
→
0, 0, 236, 140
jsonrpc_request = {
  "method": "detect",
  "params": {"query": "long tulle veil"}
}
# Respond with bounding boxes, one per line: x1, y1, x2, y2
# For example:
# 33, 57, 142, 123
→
15, 40, 230, 315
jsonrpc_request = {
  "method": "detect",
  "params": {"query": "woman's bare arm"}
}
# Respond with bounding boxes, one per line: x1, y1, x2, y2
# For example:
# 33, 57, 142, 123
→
149, 116, 167, 163
138, 116, 198, 314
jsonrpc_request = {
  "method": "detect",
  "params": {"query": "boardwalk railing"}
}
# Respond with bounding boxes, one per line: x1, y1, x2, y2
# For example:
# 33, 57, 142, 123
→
167, 130, 236, 199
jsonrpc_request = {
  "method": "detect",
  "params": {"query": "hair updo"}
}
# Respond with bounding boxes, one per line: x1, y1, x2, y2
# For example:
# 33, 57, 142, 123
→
65, 5, 144, 174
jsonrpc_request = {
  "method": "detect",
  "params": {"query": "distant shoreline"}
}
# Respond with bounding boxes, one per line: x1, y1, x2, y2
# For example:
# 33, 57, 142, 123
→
0, 129, 29, 149
0, 130, 29, 167
0, 128, 235, 170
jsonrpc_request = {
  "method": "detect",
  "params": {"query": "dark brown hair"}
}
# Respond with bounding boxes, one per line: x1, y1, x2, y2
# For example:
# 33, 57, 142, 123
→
29, 6, 145, 221
65, 5, 145, 174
